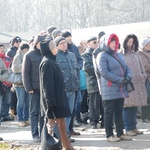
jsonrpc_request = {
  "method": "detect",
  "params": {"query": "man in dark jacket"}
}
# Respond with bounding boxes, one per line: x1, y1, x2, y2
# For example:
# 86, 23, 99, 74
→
61, 31, 83, 134
22, 35, 45, 142
82, 36, 101, 129
54, 36, 80, 141
92, 31, 105, 128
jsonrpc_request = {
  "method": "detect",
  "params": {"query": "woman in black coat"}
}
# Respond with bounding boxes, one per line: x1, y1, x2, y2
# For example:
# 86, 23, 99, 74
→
40, 39, 75, 150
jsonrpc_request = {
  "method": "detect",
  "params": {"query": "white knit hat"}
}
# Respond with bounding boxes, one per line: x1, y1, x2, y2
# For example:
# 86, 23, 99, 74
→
140, 37, 150, 49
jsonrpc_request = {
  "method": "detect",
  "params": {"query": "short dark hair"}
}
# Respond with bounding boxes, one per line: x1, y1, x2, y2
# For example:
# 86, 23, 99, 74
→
20, 43, 29, 50
0, 44, 4, 48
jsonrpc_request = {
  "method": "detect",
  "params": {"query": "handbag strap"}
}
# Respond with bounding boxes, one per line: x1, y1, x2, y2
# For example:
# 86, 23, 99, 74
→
105, 52, 126, 75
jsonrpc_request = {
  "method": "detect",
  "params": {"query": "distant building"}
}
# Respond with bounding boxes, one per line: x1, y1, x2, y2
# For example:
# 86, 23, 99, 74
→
72, 21, 150, 46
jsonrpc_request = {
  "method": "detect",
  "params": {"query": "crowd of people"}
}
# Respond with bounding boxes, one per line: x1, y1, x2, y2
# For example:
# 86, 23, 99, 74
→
0, 26, 150, 149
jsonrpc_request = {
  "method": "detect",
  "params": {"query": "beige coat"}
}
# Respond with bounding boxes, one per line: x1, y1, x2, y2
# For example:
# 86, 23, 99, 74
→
123, 52, 147, 107
139, 50, 150, 82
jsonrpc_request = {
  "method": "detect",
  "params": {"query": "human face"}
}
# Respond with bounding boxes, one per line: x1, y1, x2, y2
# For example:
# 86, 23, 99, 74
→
127, 38, 134, 48
57, 40, 67, 52
109, 40, 116, 51
51, 47, 58, 55
0, 46, 5, 54
65, 36, 72, 44
22, 48, 29, 54
88, 40, 98, 49
144, 41, 150, 51
14, 40, 21, 48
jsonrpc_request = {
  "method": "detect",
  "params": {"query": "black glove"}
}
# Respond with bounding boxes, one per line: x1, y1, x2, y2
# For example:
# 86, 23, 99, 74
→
122, 77, 130, 85
47, 107, 56, 118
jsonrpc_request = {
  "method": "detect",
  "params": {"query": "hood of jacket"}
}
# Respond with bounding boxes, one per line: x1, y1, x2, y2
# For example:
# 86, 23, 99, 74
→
102, 34, 119, 54
40, 39, 56, 60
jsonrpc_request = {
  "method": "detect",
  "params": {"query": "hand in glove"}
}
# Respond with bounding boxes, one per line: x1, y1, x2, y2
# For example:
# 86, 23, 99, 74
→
47, 107, 56, 119
122, 77, 130, 85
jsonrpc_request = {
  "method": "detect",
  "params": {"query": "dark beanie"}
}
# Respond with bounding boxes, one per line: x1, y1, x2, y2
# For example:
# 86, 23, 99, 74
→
54, 36, 66, 46
10, 36, 22, 46
61, 31, 72, 38
87, 36, 97, 43
33, 35, 45, 48
20, 42, 29, 50
98, 31, 105, 39
47, 26, 57, 34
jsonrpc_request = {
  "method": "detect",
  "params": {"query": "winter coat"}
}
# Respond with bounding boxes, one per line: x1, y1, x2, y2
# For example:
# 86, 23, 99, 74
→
40, 39, 70, 118
22, 48, 43, 92
6, 46, 18, 60
93, 47, 103, 93
96, 34, 132, 101
122, 52, 147, 107
56, 50, 79, 92
0, 58, 9, 82
139, 50, 150, 82
12, 49, 25, 87
82, 48, 99, 94
67, 43, 83, 70
0, 53, 11, 87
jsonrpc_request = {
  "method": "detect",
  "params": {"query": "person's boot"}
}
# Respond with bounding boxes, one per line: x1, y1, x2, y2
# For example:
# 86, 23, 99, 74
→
9, 108, 17, 119
57, 118, 75, 150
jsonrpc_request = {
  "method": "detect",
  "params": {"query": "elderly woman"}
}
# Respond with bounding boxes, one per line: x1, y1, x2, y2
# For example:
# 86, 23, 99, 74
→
122, 34, 147, 136
139, 37, 150, 123
40, 39, 75, 150
96, 33, 132, 142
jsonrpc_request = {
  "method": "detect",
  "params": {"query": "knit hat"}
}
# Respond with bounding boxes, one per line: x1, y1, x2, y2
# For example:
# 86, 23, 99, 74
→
98, 31, 105, 40
10, 36, 22, 46
87, 36, 97, 43
33, 35, 45, 48
47, 26, 57, 34
54, 36, 66, 46
52, 29, 62, 39
61, 31, 72, 38
140, 37, 150, 49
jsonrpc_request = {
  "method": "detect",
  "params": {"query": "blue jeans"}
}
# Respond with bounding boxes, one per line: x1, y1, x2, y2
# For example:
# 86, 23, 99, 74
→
1, 87, 11, 118
0, 95, 3, 124
29, 92, 44, 138
102, 98, 124, 138
123, 107, 137, 132
65, 91, 75, 136
15, 87, 29, 122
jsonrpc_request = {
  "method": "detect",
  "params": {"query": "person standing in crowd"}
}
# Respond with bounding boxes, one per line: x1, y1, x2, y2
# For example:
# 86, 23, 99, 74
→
6, 36, 22, 119
78, 40, 89, 124
82, 36, 102, 129
61, 31, 82, 134
54, 36, 79, 142
93, 31, 106, 128
52, 29, 62, 40
121, 34, 147, 136
0, 56, 9, 141
96, 33, 132, 142
12, 42, 30, 127
78, 40, 88, 55
40, 39, 75, 150
0, 44, 12, 122
139, 37, 150, 123
22, 35, 45, 142
47, 26, 57, 39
